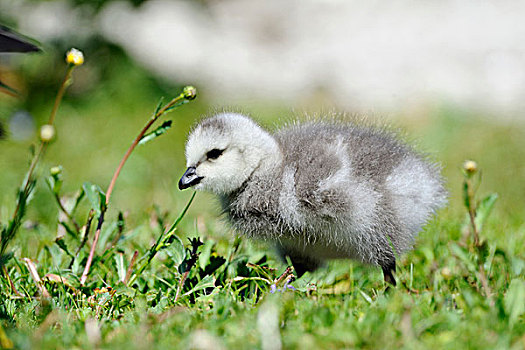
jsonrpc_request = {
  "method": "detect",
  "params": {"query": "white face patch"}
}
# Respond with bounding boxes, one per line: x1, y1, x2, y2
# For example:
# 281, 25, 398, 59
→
183, 113, 282, 194
193, 147, 254, 194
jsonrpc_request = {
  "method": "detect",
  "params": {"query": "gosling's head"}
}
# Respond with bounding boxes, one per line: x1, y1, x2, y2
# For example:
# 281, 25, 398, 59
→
179, 113, 281, 194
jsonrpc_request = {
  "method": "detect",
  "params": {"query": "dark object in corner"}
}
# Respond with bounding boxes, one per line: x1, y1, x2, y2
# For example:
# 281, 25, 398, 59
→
0, 25, 41, 97
0, 25, 40, 53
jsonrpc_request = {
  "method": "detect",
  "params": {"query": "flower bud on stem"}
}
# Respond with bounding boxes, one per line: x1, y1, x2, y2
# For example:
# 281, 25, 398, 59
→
1, 49, 82, 260
80, 86, 197, 285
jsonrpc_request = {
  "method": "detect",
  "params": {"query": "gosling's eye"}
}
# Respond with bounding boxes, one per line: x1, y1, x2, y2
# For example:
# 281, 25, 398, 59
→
206, 148, 224, 160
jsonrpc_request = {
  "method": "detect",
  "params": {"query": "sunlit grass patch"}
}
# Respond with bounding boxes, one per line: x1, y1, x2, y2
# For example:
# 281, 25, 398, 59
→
0, 48, 524, 349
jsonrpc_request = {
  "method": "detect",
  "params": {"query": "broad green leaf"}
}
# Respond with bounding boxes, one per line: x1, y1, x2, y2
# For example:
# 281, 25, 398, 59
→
153, 97, 164, 116
115, 253, 126, 282
71, 188, 85, 215
59, 221, 78, 238
163, 99, 188, 113
46, 244, 65, 268
511, 257, 525, 276
195, 286, 222, 302
138, 120, 172, 146
71, 252, 83, 275
48, 165, 63, 194
198, 239, 215, 270
359, 289, 373, 304
505, 279, 525, 326
2, 179, 36, 257
113, 284, 136, 298
46, 175, 62, 196
99, 221, 118, 253
474, 193, 498, 233
82, 182, 106, 215
43, 273, 78, 292
183, 275, 216, 297
165, 191, 196, 235
449, 243, 476, 271
55, 237, 74, 257
165, 234, 186, 266
0, 252, 13, 269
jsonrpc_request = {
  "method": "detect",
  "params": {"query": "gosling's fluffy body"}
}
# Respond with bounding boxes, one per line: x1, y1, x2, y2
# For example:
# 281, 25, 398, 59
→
182, 113, 447, 282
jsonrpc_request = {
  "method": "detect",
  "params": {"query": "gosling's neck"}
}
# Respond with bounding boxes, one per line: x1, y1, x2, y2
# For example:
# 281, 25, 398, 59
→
245, 133, 283, 186
220, 141, 283, 207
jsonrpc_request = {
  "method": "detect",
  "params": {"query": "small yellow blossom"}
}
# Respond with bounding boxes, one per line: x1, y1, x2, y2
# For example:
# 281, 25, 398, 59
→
66, 48, 84, 66
463, 160, 478, 174
50, 166, 62, 176
440, 267, 452, 280
93, 286, 113, 295
183, 85, 197, 100
40, 124, 55, 142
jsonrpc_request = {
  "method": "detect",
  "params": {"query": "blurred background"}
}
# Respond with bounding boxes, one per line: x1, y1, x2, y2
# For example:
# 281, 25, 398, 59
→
1, 0, 524, 242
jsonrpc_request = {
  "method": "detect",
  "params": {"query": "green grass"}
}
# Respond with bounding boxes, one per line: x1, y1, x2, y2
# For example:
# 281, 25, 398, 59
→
0, 52, 524, 349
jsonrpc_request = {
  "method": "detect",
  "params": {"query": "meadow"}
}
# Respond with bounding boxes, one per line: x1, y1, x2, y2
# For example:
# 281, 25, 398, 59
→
0, 48, 524, 349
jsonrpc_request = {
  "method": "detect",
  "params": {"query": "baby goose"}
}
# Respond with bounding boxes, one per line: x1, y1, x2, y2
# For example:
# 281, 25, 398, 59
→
179, 113, 447, 285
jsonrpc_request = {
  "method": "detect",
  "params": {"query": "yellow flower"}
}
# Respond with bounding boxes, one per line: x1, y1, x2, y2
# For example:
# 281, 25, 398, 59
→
66, 48, 84, 66
440, 267, 452, 280
40, 124, 55, 142
463, 160, 477, 174
50, 166, 62, 176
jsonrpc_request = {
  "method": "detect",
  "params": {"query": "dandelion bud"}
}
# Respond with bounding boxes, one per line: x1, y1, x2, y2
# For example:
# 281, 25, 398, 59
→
440, 267, 452, 280
463, 160, 478, 175
66, 48, 84, 66
50, 166, 62, 176
182, 85, 197, 100
40, 124, 55, 142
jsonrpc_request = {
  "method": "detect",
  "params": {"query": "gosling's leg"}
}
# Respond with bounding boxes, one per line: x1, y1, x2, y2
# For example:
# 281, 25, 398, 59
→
381, 259, 397, 286
290, 255, 322, 278
277, 245, 322, 277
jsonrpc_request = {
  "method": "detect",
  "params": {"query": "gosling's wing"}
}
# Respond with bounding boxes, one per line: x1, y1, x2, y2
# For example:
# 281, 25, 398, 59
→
277, 123, 358, 218
276, 121, 409, 224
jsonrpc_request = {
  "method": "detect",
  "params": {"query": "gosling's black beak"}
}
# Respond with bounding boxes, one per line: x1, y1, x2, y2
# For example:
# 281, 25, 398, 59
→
178, 166, 203, 190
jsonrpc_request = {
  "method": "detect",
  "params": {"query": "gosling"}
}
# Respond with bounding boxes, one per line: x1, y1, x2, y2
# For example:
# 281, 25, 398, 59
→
179, 113, 447, 285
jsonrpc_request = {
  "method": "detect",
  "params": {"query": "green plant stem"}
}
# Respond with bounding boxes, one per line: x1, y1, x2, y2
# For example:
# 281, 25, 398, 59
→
23, 258, 50, 299
479, 265, 492, 299
1, 66, 75, 258
466, 177, 480, 247
108, 213, 125, 249
48, 66, 74, 125
105, 93, 187, 201
174, 270, 190, 303
51, 191, 81, 234
69, 209, 95, 269
273, 266, 294, 285
80, 210, 105, 285
2, 266, 22, 297
127, 192, 196, 286
124, 251, 138, 285
80, 92, 189, 286
0, 143, 44, 256
464, 176, 492, 298
173, 237, 202, 303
